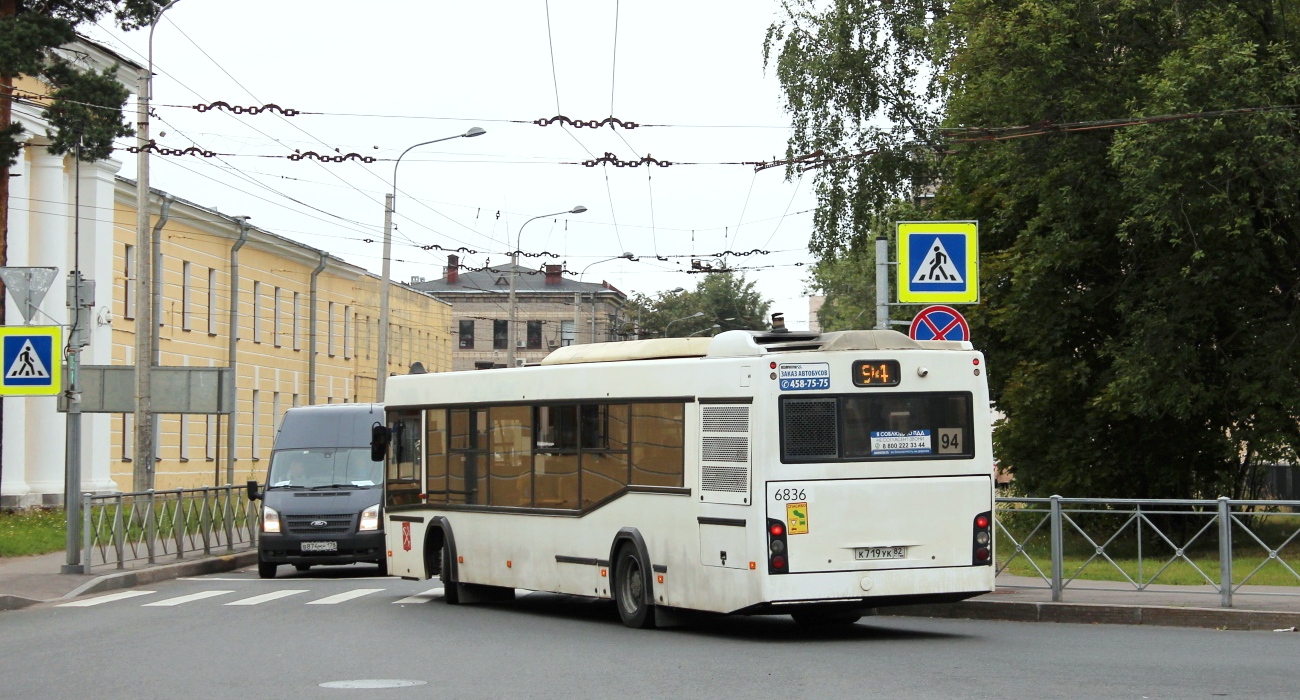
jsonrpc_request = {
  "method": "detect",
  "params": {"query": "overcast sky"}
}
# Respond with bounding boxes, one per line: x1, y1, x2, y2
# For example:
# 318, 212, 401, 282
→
88, 0, 818, 328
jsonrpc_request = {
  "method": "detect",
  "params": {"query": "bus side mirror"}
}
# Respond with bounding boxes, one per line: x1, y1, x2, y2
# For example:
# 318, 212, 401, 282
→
246, 479, 261, 501
371, 423, 391, 462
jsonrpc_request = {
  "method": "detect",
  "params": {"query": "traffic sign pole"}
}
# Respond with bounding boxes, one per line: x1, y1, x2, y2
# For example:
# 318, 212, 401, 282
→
875, 236, 889, 330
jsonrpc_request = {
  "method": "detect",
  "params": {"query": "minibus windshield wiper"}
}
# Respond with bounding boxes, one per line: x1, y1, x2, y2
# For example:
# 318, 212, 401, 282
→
266, 484, 308, 490
310, 483, 360, 490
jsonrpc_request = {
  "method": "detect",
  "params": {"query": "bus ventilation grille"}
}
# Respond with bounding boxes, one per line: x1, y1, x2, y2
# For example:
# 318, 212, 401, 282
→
782, 398, 838, 460
700, 405, 751, 503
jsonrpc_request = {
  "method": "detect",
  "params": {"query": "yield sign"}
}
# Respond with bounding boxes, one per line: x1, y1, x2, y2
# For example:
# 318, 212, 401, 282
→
909, 305, 970, 342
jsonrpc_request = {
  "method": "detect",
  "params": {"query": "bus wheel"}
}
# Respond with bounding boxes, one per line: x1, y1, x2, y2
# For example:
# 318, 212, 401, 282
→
440, 546, 461, 605
257, 556, 278, 579
791, 610, 862, 626
613, 543, 655, 629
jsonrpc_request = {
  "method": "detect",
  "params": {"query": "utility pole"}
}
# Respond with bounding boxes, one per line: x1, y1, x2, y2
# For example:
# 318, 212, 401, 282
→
63, 138, 93, 574
875, 235, 890, 330
132, 58, 153, 492
376, 193, 393, 400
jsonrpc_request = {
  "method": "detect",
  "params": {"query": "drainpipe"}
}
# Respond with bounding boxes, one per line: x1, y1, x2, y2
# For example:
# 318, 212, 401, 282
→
573, 291, 580, 346
150, 196, 174, 364
225, 216, 250, 485
307, 252, 327, 404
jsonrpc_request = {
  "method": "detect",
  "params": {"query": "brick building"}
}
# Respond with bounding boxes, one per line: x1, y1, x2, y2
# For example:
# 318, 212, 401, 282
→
411, 255, 628, 371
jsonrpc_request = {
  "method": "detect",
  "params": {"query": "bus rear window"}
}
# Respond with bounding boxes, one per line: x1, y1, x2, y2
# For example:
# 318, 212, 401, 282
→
781, 393, 974, 463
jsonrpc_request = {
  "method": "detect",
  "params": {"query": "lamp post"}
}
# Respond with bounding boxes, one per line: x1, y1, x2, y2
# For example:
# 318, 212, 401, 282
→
375, 127, 485, 402
580, 252, 635, 345
506, 206, 587, 367
132, 0, 182, 493
688, 324, 722, 337
664, 311, 704, 337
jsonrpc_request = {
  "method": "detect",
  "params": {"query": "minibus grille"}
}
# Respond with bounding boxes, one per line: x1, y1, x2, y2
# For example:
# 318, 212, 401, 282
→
284, 513, 353, 534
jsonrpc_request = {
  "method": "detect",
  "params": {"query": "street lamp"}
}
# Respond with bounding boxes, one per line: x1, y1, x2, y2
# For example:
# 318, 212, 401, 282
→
506, 205, 588, 367
664, 311, 705, 337
376, 127, 485, 402
688, 324, 722, 337
579, 252, 635, 344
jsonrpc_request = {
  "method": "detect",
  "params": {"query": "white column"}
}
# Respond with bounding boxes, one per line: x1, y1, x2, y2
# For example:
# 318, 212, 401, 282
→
1, 142, 33, 504
22, 143, 70, 501
80, 157, 123, 492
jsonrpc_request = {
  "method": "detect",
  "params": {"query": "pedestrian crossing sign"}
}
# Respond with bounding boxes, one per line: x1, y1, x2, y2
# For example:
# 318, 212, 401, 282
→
0, 326, 61, 396
897, 221, 979, 304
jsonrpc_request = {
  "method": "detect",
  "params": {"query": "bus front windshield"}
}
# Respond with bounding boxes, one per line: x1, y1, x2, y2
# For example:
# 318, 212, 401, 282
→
267, 448, 382, 489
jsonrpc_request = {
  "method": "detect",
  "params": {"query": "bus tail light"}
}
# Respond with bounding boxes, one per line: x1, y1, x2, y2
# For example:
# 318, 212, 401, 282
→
767, 518, 789, 574
973, 511, 993, 566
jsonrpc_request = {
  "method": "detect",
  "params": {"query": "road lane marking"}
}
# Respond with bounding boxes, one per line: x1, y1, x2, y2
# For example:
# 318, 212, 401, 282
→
58, 590, 156, 607
307, 588, 384, 605
143, 590, 234, 607
226, 590, 310, 606
392, 588, 444, 604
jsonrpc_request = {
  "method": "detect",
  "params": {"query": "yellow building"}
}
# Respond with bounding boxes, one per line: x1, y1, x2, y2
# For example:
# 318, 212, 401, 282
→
108, 183, 453, 491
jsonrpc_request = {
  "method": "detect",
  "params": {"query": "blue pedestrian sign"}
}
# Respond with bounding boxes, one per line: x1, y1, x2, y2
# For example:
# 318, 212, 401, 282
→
897, 221, 979, 304
0, 326, 61, 396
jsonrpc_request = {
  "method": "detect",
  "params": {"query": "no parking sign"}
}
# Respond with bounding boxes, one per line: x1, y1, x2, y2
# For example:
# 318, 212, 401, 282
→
909, 305, 970, 342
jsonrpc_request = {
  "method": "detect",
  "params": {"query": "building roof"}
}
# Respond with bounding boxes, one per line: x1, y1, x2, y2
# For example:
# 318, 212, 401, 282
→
410, 263, 625, 298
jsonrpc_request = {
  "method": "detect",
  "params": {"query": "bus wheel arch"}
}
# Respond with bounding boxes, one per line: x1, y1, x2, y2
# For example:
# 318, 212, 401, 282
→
609, 528, 656, 629
424, 516, 460, 604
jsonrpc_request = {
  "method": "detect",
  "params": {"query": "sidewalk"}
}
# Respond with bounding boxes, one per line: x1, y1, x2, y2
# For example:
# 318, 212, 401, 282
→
0, 550, 255, 611
3, 552, 1299, 630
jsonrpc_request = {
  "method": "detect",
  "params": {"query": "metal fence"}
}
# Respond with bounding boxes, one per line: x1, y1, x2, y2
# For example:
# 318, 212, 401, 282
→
79, 485, 259, 574
995, 496, 1300, 607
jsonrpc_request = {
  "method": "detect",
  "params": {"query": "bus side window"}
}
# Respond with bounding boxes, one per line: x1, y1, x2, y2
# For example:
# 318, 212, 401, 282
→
425, 409, 448, 504
630, 402, 684, 488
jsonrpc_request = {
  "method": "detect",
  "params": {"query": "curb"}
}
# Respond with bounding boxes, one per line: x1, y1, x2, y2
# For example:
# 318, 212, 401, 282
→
1, 594, 43, 612
878, 599, 1300, 631
62, 551, 259, 601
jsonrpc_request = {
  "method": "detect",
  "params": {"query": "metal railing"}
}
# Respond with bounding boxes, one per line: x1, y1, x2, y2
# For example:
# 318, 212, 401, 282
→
995, 496, 1300, 607
79, 485, 260, 574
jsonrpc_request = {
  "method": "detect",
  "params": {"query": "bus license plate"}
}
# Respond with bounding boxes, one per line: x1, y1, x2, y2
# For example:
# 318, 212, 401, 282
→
301, 541, 337, 553
855, 546, 905, 560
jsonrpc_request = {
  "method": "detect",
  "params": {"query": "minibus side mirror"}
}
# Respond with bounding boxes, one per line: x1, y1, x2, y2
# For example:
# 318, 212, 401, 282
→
371, 423, 391, 462
246, 479, 261, 501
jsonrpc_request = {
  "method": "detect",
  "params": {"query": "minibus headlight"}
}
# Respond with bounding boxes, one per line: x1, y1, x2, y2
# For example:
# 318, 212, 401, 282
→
262, 505, 280, 533
359, 504, 381, 532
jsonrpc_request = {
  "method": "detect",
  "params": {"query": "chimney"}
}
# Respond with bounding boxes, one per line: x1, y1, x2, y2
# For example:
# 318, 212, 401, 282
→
544, 264, 563, 285
445, 254, 459, 284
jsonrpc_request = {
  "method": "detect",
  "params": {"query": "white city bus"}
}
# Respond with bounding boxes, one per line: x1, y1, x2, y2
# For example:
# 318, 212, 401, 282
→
379, 325, 995, 628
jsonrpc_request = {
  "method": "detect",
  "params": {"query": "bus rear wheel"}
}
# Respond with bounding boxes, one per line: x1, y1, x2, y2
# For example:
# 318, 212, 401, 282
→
613, 543, 655, 629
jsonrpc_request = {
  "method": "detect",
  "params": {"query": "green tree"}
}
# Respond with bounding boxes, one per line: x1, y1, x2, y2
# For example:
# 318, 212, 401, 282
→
627, 273, 771, 338
768, 0, 1300, 499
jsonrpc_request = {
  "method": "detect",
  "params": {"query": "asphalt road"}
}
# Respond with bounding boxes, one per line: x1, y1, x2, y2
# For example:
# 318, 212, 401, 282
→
2, 563, 1296, 699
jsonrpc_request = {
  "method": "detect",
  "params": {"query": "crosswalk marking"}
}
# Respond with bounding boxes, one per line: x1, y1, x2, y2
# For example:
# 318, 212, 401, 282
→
225, 590, 309, 606
58, 590, 156, 607
307, 588, 385, 605
143, 590, 234, 607
392, 587, 444, 604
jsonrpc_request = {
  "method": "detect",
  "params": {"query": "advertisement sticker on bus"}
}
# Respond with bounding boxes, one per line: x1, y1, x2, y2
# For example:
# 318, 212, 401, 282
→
786, 502, 809, 535
870, 430, 932, 456
777, 362, 830, 391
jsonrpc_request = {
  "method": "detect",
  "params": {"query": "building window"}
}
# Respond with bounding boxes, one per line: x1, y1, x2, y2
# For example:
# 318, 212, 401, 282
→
344, 305, 352, 359
181, 262, 192, 330
459, 320, 474, 349
121, 413, 132, 461
560, 320, 575, 347
527, 321, 543, 349
328, 302, 336, 356
251, 390, 260, 460
493, 320, 508, 350
207, 268, 217, 335
206, 414, 215, 461
272, 287, 281, 347
178, 415, 188, 462
123, 245, 136, 320
292, 291, 301, 350
252, 281, 262, 343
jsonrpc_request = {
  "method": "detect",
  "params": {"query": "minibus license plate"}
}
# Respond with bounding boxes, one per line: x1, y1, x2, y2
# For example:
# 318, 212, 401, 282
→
855, 546, 905, 560
301, 541, 337, 552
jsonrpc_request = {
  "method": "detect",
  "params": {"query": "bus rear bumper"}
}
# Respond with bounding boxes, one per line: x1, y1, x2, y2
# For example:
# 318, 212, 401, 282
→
750, 564, 994, 613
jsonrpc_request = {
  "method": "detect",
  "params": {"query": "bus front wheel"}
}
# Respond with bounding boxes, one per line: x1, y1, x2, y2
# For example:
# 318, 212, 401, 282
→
613, 543, 655, 629
440, 546, 460, 605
